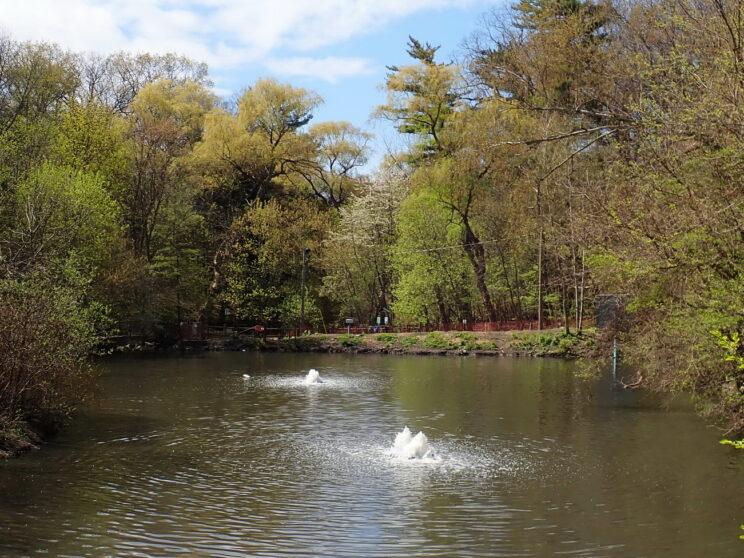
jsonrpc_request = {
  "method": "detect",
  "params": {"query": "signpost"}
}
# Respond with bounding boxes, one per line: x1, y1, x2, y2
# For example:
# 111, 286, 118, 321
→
345, 318, 354, 334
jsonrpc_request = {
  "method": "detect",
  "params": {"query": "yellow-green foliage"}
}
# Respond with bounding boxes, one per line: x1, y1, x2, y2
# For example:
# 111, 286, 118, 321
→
376, 333, 398, 347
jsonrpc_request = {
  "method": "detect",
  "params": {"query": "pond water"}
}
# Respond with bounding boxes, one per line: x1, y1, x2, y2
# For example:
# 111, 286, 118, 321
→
0, 352, 742, 557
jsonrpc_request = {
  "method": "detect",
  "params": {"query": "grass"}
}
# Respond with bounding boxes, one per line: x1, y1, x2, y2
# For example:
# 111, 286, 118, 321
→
277, 336, 322, 351
376, 333, 398, 347
336, 334, 363, 347
511, 329, 596, 357
400, 335, 420, 348
369, 331, 501, 351
454, 332, 480, 350
266, 328, 595, 358
422, 332, 458, 350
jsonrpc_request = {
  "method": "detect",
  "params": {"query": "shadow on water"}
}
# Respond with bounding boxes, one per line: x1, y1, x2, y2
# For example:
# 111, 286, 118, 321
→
0, 352, 742, 557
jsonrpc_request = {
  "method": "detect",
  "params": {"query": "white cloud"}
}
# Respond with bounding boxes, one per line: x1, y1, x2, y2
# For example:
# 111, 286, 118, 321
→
265, 56, 375, 83
0, 0, 490, 79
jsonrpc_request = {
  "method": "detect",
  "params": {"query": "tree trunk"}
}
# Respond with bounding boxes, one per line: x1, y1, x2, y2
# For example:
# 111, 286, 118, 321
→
514, 261, 524, 320
559, 257, 570, 335
578, 248, 585, 331
537, 226, 544, 330
572, 244, 579, 332
535, 175, 545, 331
497, 246, 518, 319
462, 218, 498, 322
434, 285, 450, 325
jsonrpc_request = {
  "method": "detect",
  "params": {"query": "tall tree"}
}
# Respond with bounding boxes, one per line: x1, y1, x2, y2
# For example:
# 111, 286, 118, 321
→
123, 79, 215, 261
376, 36, 459, 159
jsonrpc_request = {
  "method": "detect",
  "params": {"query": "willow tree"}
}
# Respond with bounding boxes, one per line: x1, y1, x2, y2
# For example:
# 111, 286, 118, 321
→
191, 79, 369, 319
123, 79, 215, 262
287, 121, 371, 209
191, 79, 322, 255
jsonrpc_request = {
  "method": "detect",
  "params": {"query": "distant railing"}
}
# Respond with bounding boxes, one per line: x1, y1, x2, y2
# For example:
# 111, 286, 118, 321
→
206, 324, 285, 338
326, 319, 570, 335
199, 317, 588, 340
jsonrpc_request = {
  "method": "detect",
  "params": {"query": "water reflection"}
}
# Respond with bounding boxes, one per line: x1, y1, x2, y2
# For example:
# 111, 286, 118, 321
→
0, 352, 741, 557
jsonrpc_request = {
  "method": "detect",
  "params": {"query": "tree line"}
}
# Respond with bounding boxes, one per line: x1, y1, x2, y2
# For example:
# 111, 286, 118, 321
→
0, 0, 742, 439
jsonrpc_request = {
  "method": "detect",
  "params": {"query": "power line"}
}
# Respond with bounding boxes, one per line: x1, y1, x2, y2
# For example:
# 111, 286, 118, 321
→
324, 236, 505, 254
393, 239, 504, 254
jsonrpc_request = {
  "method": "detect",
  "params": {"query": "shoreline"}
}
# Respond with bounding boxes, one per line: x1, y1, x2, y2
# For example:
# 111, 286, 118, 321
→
2, 328, 597, 459
208, 328, 598, 360
0, 421, 46, 460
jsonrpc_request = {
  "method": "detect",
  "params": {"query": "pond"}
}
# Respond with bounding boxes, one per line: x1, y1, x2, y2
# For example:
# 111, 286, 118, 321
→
1, 352, 742, 557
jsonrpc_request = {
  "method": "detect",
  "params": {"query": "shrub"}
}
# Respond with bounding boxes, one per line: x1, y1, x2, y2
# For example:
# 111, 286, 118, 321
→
0, 278, 96, 446
512, 330, 595, 357
455, 332, 480, 350
400, 335, 419, 348
336, 334, 362, 347
277, 337, 321, 351
423, 332, 456, 350
376, 333, 398, 347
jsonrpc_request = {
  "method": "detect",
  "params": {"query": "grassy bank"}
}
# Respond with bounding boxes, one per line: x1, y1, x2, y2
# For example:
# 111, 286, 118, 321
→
224, 328, 597, 358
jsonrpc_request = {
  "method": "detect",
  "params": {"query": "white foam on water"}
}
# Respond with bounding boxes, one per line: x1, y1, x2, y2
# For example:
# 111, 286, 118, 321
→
389, 427, 439, 462
261, 376, 353, 390
273, 426, 537, 480
256, 370, 380, 392
303, 369, 323, 386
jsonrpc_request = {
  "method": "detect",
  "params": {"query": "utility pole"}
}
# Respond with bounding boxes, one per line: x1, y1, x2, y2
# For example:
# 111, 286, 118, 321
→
300, 248, 310, 335
536, 177, 544, 331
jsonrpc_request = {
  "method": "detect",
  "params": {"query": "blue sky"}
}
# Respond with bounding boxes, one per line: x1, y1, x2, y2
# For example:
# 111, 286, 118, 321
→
0, 0, 506, 167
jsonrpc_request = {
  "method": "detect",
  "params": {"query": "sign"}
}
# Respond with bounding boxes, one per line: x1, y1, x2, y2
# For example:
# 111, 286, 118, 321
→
345, 318, 354, 325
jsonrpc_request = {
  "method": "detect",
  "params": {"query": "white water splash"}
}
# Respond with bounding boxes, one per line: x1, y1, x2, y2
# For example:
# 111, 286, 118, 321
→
390, 427, 435, 460
303, 369, 323, 386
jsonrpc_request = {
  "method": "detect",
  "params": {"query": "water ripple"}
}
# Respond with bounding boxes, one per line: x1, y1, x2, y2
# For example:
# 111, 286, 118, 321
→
0, 353, 741, 558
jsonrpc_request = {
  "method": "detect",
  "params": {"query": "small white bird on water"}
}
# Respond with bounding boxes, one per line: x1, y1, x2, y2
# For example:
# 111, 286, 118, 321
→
242, 374, 251, 380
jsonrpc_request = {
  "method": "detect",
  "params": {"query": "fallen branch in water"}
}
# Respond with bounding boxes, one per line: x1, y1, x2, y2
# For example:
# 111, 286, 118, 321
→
618, 374, 644, 389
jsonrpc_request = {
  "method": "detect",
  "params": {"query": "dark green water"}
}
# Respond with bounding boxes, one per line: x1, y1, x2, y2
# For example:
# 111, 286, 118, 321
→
0, 353, 742, 557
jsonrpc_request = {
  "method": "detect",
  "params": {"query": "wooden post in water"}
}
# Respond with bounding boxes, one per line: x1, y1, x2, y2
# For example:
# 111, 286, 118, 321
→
612, 337, 618, 382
